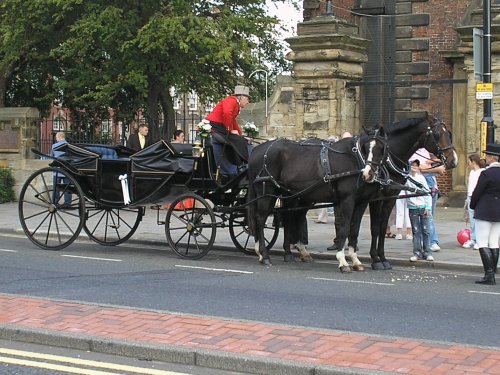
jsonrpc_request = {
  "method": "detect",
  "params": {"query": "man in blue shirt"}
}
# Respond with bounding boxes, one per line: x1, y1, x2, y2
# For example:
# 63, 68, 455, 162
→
51, 132, 72, 207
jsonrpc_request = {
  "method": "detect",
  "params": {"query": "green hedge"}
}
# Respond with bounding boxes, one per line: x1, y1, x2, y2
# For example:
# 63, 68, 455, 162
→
0, 168, 15, 203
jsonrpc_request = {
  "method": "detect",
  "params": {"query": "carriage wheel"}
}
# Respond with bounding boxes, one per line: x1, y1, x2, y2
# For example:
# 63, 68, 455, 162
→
229, 211, 279, 255
165, 194, 216, 260
18, 167, 85, 250
83, 204, 143, 246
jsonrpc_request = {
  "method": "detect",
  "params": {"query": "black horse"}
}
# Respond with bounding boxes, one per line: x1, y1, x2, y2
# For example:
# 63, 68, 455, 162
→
337, 113, 457, 271
246, 127, 388, 266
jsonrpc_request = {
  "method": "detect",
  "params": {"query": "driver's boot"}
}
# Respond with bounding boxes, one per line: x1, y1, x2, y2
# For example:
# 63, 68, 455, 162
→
475, 248, 496, 285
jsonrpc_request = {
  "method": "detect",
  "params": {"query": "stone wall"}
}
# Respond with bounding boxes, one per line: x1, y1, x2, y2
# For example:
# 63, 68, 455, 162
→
265, 16, 367, 140
0, 107, 46, 198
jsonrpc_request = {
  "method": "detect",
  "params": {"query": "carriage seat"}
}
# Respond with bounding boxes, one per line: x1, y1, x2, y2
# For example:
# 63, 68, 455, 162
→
84, 145, 133, 161
84, 146, 119, 160
130, 140, 195, 174
169, 143, 193, 156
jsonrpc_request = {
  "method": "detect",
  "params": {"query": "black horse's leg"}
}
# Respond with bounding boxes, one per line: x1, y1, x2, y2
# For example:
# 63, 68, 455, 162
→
335, 199, 355, 273
294, 210, 313, 262
369, 201, 385, 270
282, 210, 296, 262
378, 199, 397, 270
256, 198, 273, 266
329, 209, 342, 250
346, 202, 368, 271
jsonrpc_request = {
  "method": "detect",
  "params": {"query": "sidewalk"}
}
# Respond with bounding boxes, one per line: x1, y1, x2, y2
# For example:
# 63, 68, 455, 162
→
2, 202, 497, 375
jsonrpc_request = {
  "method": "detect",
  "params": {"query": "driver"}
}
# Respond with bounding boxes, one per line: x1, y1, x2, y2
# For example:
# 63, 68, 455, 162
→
205, 85, 252, 176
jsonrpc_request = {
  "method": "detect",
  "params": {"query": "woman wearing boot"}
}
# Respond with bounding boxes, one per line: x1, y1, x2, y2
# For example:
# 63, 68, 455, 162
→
470, 143, 500, 285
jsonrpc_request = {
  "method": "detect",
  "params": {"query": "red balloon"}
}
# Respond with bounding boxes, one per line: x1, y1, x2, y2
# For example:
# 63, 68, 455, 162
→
457, 228, 471, 245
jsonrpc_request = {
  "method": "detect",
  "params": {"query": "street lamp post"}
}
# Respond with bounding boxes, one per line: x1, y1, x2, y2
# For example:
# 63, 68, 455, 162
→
483, 0, 495, 144
249, 69, 268, 133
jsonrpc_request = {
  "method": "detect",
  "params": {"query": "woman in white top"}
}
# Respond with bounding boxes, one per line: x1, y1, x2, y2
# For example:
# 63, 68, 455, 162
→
463, 154, 486, 249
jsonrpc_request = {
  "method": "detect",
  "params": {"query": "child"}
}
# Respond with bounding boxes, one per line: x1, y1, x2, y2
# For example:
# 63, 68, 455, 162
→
406, 159, 434, 262
463, 154, 486, 249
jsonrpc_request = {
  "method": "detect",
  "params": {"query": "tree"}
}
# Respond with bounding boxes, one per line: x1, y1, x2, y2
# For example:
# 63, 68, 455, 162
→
0, 0, 69, 112
1, 0, 298, 140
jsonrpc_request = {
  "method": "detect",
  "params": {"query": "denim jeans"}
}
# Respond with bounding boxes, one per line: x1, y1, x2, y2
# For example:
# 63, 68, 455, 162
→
429, 191, 439, 245
212, 140, 238, 175
53, 174, 72, 205
409, 208, 431, 258
466, 196, 477, 242
212, 140, 253, 176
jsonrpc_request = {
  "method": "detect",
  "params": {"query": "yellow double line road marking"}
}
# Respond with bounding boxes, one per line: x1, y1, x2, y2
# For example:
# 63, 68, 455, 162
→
0, 348, 188, 374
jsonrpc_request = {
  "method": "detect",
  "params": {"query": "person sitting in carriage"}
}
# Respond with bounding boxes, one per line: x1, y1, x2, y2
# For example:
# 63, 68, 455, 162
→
51, 132, 72, 208
205, 85, 253, 177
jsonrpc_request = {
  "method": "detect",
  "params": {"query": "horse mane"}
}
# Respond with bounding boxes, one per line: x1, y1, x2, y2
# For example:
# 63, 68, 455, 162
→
385, 117, 426, 134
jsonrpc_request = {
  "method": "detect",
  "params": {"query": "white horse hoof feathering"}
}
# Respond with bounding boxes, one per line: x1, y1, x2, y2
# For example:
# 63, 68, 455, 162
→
336, 249, 352, 273
347, 246, 365, 271
295, 243, 313, 262
255, 242, 264, 263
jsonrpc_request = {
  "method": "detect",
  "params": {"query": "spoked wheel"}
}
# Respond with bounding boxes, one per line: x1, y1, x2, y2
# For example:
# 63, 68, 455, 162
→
83, 204, 144, 246
18, 167, 85, 250
229, 210, 279, 255
165, 194, 216, 260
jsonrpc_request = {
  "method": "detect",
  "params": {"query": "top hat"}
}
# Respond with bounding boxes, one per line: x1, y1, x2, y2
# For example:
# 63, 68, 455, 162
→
483, 143, 500, 156
233, 85, 251, 98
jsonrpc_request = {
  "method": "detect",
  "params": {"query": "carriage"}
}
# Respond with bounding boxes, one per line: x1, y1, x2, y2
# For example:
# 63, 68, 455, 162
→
18, 139, 279, 259
19, 113, 454, 269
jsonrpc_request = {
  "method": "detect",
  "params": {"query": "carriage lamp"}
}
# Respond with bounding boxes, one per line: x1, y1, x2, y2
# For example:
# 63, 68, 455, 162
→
192, 140, 204, 158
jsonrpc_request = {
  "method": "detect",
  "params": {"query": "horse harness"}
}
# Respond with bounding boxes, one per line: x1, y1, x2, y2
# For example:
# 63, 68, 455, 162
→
319, 136, 380, 182
253, 136, 379, 200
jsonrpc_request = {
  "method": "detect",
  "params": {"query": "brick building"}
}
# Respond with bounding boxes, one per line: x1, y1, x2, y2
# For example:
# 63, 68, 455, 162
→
285, 0, 500, 199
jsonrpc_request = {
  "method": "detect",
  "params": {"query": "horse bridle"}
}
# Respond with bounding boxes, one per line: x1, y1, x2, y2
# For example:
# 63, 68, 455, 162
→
357, 129, 389, 183
376, 117, 454, 192
422, 117, 454, 166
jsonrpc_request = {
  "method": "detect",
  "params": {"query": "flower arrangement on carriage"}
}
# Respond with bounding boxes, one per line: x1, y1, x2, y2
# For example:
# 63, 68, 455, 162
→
196, 119, 212, 138
243, 121, 259, 138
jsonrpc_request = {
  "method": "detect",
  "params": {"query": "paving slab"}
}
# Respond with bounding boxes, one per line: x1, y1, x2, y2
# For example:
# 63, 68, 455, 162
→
1, 294, 499, 375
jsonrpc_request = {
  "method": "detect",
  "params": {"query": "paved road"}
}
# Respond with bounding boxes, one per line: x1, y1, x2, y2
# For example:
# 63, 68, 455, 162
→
1, 202, 499, 374
0, 235, 498, 347
1, 201, 484, 271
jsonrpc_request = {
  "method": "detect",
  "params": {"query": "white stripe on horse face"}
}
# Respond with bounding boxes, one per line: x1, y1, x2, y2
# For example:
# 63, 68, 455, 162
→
366, 139, 375, 163
362, 139, 375, 181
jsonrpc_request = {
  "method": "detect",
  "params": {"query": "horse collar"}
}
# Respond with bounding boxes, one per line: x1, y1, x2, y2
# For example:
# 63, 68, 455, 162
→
352, 136, 366, 169
320, 144, 333, 181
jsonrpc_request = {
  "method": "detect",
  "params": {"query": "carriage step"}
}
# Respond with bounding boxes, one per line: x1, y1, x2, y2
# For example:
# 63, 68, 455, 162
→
158, 221, 165, 225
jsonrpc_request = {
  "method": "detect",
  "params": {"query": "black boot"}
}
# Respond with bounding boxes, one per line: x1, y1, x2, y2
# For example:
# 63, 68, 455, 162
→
491, 248, 499, 275
476, 248, 496, 285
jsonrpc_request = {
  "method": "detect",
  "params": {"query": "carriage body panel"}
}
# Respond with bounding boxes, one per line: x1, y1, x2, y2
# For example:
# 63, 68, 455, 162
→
19, 138, 270, 257
48, 141, 200, 207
